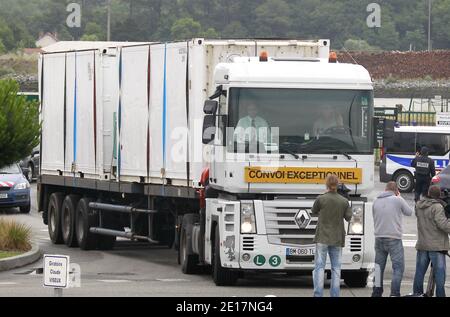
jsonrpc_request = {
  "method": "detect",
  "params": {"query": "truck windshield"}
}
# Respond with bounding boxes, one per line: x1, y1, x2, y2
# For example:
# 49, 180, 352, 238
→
227, 88, 374, 154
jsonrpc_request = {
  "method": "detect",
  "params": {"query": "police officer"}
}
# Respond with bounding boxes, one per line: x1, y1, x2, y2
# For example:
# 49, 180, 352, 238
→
411, 146, 436, 203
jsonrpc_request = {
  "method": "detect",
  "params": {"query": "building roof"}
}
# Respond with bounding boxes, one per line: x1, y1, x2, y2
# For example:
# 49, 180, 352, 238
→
23, 48, 44, 54
37, 32, 58, 42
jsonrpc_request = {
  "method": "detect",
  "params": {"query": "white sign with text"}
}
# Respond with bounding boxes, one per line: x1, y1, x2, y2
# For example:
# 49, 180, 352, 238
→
43, 255, 70, 289
436, 112, 450, 126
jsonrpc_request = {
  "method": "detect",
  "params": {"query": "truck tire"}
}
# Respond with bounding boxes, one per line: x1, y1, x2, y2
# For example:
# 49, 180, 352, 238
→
61, 195, 81, 247
212, 226, 238, 286
76, 198, 98, 250
48, 192, 64, 244
394, 171, 414, 193
180, 214, 199, 274
97, 235, 116, 251
343, 271, 369, 288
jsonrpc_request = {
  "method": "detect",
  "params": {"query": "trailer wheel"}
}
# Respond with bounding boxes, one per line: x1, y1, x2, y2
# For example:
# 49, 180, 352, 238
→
61, 195, 81, 247
212, 226, 238, 286
76, 198, 97, 250
97, 235, 116, 251
180, 214, 199, 274
343, 271, 369, 288
48, 192, 64, 244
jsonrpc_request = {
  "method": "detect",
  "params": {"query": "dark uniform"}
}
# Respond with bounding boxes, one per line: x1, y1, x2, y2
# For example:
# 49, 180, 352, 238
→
411, 147, 435, 202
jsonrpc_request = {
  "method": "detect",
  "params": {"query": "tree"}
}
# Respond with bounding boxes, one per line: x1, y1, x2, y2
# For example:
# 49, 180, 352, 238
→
0, 80, 40, 168
222, 21, 248, 38
0, 21, 15, 51
80, 34, 100, 41
83, 22, 104, 41
254, 0, 292, 37
171, 18, 202, 40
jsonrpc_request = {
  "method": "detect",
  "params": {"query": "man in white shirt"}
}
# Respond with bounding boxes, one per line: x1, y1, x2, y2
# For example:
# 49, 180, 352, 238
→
313, 105, 344, 137
234, 101, 270, 144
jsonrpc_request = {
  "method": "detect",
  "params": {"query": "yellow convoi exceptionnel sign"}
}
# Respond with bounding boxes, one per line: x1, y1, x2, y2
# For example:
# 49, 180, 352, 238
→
245, 167, 363, 184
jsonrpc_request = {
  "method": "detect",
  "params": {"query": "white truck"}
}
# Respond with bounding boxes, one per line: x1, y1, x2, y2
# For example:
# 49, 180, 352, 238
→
38, 39, 375, 286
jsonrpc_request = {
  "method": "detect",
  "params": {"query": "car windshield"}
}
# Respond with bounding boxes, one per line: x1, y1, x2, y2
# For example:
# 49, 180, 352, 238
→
227, 88, 374, 154
0, 164, 21, 174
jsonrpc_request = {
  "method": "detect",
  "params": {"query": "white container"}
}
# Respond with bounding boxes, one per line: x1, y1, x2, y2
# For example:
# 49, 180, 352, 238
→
39, 39, 329, 188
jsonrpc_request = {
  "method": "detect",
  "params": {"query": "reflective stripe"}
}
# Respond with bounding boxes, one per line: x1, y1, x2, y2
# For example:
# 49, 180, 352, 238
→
162, 43, 167, 170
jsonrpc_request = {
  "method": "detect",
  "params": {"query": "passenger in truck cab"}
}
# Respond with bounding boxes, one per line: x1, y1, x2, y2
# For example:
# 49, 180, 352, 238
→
234, 101, 270, 144
313, 105, 344, 137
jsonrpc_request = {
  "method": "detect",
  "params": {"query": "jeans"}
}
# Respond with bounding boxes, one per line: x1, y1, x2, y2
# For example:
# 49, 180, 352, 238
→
313, 243, 343, 297
372, 238, 405, 297
413, 250, 447, 297
414, 176, 431, 202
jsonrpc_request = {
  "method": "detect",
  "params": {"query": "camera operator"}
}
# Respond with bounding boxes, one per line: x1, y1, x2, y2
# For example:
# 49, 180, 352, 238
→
413, 185, 450, 297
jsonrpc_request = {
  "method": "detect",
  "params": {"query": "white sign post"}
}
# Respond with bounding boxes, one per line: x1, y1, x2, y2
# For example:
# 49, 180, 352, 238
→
43, 255, 70, 297
436, 112, 450, 127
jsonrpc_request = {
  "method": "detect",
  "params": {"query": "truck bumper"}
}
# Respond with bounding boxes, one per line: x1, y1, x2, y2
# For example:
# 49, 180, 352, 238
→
236, 235, 369, 271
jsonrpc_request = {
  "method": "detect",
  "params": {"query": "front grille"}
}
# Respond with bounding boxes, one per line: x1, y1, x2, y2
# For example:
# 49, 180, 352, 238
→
264, 204, 317, 247
350, 237, 362, 252
0, 187, 11, 192
286, 255, 315, 263
280, 238, 314, 245
242, 237, 255, 251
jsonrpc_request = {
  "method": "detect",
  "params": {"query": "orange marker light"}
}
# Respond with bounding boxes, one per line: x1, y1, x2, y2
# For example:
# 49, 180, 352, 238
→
329, 51, 337, 63
259, 51, 268, 62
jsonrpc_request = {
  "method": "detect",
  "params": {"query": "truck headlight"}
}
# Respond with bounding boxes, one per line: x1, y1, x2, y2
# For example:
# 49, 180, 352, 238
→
241, 201, 256, 234
348, 206, 364, 235
14, 182, 30, 190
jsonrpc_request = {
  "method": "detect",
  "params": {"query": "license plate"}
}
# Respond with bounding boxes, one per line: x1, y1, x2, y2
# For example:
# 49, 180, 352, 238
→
0, 193, 8, 199
286, 247, 315, 256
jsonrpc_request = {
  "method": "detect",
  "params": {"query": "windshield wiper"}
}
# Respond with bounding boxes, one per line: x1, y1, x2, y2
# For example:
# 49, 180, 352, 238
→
0, 172, 12, 174
278, 144, 300, 159
338, 150, 353, 160
314, 148, 354, 160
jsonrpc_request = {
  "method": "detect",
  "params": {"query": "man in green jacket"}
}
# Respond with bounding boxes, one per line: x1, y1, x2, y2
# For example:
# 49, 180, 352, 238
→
413, 185, 450, 297
311, 175, 353, 297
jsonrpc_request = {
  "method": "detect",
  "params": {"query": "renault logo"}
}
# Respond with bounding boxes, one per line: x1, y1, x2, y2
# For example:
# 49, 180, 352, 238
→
295, 210, 311, 229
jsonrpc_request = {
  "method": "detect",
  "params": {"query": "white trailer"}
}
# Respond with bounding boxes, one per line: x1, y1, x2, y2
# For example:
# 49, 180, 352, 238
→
38, 39, 375, 287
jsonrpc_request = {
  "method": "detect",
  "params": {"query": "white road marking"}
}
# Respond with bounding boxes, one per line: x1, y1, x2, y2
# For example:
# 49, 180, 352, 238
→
40, 229, 48, 232
0, 282, 18, 286
156, 278, 190, 282
97, 280, 131, 283
403, 234, 417, 237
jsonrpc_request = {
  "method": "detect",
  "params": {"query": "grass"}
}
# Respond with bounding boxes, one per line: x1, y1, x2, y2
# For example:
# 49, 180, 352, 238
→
0, 53, 38, 78
0, 218, 32, 252
0, 251, 23, 259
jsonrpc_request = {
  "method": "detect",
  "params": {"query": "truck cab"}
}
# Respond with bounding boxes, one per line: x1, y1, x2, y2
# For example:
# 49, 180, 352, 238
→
188, 52, 376, 286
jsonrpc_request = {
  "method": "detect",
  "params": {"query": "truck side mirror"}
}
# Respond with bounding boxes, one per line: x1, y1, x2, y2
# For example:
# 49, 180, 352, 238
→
204, 100, 218, 115
202, 115, 216, 144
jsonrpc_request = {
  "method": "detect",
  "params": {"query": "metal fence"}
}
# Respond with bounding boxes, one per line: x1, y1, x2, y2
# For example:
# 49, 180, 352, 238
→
397, 111, 436, 126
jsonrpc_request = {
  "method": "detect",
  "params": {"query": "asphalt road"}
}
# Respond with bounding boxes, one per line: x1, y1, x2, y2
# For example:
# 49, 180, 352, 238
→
0, 180, 442, 297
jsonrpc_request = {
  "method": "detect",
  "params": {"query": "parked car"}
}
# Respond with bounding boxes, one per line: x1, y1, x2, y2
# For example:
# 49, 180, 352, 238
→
19, 145, 40, 182
0, 163, 31, 213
